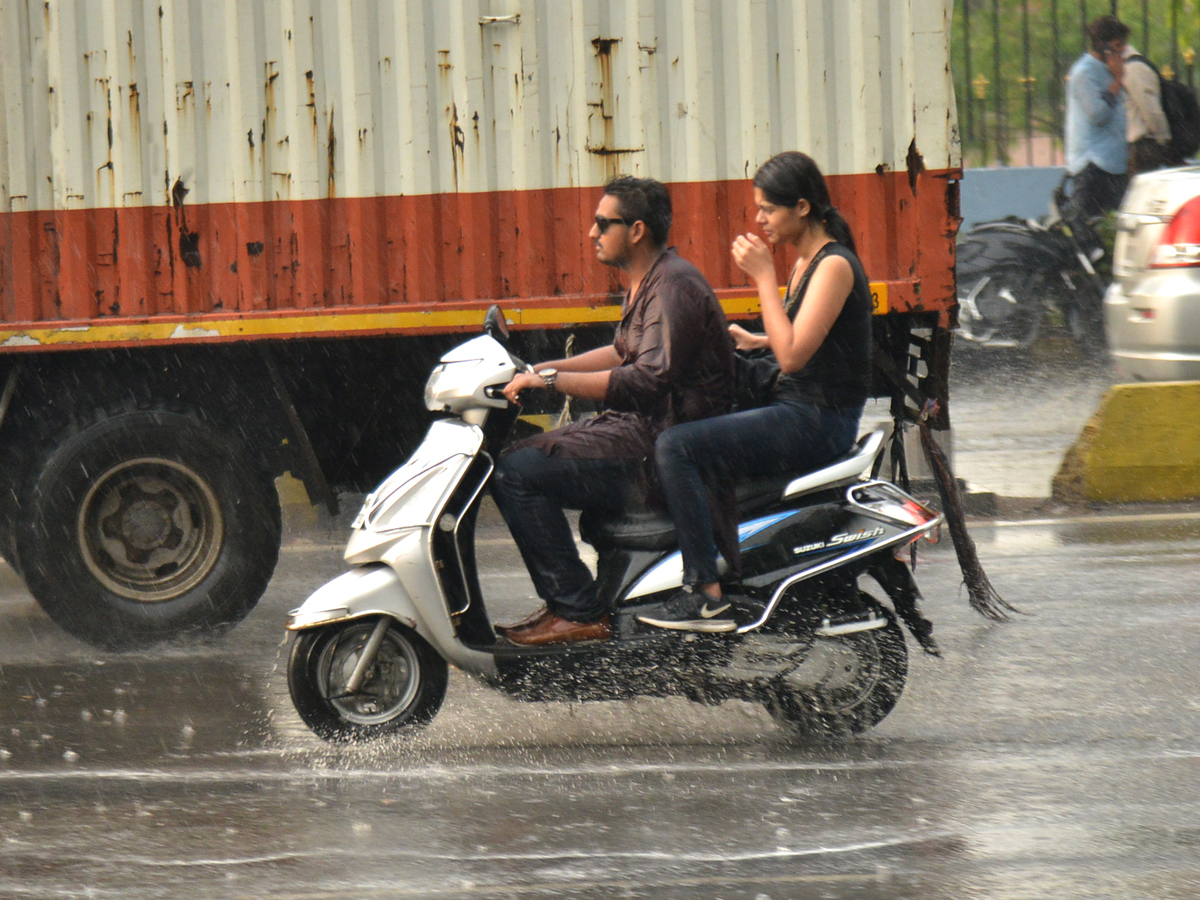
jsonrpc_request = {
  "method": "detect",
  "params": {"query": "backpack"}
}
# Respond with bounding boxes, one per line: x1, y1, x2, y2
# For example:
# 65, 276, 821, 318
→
1129, 54, 1200, 160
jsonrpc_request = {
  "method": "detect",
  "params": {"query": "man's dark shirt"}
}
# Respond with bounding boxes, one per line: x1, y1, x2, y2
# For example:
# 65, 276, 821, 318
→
521, 248, 735, 462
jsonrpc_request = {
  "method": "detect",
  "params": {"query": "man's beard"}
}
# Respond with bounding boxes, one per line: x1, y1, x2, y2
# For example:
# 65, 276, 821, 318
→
596, 244, 629, 269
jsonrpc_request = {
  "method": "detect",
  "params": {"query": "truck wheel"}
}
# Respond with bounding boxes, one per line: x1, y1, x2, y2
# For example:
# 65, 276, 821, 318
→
0, 478, 21, 576
17, 409, 281, 650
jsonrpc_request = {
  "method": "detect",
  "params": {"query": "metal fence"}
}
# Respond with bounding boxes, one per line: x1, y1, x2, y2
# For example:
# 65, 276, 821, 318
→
955, 0, 1200, 167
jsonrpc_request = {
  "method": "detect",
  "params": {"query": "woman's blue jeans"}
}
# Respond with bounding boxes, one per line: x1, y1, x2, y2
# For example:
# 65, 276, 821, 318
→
655, 401, 862, 587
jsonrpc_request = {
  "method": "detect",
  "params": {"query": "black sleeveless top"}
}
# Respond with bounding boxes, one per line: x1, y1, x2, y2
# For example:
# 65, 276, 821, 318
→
773, 242, 873, 410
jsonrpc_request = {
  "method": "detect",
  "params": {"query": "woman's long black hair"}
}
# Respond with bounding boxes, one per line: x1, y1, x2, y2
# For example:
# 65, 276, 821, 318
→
753, 151, 857, 255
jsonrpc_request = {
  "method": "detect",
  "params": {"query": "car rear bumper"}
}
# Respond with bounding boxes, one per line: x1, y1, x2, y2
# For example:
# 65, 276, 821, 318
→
1105, 272, 1200, 381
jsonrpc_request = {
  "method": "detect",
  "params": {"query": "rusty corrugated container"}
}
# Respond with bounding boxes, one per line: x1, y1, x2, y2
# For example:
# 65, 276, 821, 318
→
0, 0, 963, 650
0, 0, 958, 348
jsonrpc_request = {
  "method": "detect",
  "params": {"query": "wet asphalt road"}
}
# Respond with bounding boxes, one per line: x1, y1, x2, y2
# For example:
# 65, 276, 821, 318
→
4, 350, 1200, 899
942, 345, 1119, 499
4, 499, 1200, 899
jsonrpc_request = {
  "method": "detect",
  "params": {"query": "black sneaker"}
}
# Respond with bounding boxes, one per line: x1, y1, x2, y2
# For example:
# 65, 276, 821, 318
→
637, 589, 737, 633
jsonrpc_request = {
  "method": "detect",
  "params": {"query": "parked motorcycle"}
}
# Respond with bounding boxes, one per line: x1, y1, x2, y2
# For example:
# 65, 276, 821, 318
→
285, 308, 944, 742
956, 179, 1109, 351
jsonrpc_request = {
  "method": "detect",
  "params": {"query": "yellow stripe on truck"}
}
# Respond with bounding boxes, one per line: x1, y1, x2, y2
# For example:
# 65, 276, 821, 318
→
0, 286, 888, 350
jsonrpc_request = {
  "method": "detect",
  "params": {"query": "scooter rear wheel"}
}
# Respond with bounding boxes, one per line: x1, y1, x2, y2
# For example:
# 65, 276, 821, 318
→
288, 617, 448, 741
766, 593, 907, 739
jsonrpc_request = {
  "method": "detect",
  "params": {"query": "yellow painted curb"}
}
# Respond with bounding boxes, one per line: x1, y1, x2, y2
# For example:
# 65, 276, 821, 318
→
1052, 382, 1200, 503
276, 473, 318, 531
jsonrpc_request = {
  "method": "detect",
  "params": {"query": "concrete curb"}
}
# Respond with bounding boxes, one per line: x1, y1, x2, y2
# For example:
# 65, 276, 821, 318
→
1052, 381, 1200, 504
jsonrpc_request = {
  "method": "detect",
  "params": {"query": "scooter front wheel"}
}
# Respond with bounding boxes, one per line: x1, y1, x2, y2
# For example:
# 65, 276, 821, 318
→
287, 617, 448, 741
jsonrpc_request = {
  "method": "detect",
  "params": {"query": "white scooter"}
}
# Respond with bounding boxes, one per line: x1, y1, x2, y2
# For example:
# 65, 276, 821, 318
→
285, 308, 944, 742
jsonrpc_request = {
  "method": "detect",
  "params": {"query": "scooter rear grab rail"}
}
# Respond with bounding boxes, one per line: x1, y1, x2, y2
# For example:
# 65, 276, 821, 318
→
736, 490, 943, 634
780, 429, 884, 500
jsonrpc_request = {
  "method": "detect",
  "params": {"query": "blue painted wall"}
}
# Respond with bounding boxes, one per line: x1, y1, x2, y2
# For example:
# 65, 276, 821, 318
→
959, 166, 1067, 230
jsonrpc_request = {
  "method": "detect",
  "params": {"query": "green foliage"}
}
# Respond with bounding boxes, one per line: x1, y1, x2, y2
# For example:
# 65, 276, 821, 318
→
1090, 208, 1118, 283
954, 0, 1200, 166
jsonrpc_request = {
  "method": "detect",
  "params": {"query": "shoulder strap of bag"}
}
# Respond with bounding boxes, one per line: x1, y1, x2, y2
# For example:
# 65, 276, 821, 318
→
1127, 53, 1155, 73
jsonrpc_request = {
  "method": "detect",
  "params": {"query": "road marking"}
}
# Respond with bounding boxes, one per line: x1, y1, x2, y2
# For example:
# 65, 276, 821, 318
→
213, 868, 901, 899
4, 743, 1198, 783
983, 509, 1200, 528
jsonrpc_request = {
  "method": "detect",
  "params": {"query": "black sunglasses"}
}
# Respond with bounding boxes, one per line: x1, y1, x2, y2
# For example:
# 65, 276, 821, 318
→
594, 215, 635, 234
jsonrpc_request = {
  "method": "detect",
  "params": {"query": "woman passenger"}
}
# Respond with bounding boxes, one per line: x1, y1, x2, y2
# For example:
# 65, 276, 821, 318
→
638, 151, 873, 632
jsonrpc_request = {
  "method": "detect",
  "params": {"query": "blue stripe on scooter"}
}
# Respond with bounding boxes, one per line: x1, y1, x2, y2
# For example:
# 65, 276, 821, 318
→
737, 511, 794, 542
624, 511, 799, 600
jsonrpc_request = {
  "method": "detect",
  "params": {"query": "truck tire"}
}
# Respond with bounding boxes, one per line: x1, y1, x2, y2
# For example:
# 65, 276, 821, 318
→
17, 408, 281, 650
0, 479, 21, 576
0, 435, 30, 576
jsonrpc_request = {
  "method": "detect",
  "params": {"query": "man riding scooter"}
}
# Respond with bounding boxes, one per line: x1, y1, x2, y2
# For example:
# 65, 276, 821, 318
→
491, 176, 735, 646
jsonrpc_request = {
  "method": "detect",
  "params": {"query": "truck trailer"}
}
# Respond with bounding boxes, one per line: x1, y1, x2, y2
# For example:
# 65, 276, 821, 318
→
0, 0, 960, 648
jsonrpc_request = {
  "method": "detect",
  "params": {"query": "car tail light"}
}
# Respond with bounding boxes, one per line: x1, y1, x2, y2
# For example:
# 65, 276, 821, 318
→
1152, 195, 1200, 268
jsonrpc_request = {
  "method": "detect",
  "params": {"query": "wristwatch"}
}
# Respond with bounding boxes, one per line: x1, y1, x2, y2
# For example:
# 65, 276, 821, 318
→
538, 368, 558, 390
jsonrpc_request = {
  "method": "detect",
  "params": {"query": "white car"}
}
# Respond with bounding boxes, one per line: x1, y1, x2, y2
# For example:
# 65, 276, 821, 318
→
1105, 165, 1200, 381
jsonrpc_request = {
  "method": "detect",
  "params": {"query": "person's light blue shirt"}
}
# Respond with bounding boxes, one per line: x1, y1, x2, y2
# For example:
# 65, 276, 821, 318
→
1065, 53, 1127, 175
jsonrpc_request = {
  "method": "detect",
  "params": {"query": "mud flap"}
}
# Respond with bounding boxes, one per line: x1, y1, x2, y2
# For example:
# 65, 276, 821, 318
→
869, 555, 940, 656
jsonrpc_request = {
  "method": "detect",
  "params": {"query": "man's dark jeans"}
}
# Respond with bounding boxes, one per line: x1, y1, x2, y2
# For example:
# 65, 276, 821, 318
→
1064, 162, 1129, 221
491, 447, 639, 623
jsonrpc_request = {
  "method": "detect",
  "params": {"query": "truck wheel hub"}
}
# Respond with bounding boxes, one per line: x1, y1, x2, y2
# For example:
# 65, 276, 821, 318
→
105, 490, 180, 554
77, 458, 225, 602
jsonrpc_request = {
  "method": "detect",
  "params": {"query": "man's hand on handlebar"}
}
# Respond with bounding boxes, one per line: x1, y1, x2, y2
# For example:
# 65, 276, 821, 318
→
501, 370, 546, 405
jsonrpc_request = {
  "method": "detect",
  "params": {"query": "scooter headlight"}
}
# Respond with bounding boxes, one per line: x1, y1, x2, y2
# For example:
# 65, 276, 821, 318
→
423, 356, 512, 414
424, 364, 451, 412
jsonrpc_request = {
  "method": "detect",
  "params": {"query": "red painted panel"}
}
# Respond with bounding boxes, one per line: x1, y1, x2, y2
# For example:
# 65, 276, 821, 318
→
0, 168, 959, 335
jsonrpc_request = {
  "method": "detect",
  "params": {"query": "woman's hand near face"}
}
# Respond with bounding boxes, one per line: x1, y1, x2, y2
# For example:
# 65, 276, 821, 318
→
731, 234, 776, 285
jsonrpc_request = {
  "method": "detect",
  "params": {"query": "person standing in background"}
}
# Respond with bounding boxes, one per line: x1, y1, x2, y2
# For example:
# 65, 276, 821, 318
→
1124, 46, 1181, 174
1064, 15, 1130, 219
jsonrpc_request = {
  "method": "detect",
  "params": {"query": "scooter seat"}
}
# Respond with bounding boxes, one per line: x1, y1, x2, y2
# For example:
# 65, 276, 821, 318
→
579, 429, 884, 551
578, 504, 678, 551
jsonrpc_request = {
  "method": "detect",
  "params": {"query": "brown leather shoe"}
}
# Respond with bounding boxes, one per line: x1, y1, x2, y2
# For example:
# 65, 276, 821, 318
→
494, 606, 551, 636
505, 613, 611, 646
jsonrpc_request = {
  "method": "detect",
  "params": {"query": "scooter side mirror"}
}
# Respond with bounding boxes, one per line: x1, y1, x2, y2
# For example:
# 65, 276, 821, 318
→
483, 305, 510, 344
